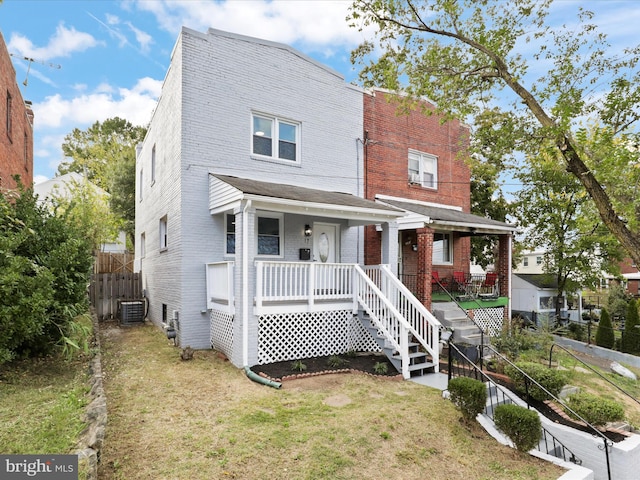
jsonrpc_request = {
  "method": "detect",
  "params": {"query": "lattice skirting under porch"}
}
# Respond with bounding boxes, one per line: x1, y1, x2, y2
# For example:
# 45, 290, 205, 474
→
210, 309, 234, 360
469, 307, 504, 337
258, 310, 380, 365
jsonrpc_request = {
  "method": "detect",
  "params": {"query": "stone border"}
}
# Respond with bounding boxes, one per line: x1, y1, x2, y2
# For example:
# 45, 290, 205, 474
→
75, 313, 107, 480
258, 368, 404, 383
544, 400, 632, 439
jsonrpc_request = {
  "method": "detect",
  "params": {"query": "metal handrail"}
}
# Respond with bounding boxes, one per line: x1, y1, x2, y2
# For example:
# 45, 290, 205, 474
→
549, 342, 640, 407
447, 343, 582, 465
432, 275, 486, 369
481, 344, 613, 480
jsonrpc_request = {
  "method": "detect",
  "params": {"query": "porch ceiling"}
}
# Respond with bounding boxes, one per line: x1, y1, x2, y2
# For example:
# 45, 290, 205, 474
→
376, 196, 517, 235
209, 174, 405, 225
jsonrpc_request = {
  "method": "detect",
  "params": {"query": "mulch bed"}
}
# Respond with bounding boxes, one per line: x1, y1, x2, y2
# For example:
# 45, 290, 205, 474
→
251, 353, 400, 382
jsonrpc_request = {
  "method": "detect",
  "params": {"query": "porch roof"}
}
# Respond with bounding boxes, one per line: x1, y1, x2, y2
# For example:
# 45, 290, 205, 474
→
209, 174, 405, 225
376, 196, 516, 235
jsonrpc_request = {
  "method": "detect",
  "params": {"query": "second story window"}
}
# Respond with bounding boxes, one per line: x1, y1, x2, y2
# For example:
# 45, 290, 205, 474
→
252, 113, 299, 163
6, 91, 12, 141
151, 144, 156, 184
408, 150, 438, 189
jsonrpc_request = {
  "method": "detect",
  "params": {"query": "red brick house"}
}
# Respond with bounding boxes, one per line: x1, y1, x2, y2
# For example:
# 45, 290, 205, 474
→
363, 89, 515, 340
0, 31, 34, 191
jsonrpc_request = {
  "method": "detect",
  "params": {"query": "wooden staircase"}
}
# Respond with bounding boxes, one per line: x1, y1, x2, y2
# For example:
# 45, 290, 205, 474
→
358, 311, 437, 378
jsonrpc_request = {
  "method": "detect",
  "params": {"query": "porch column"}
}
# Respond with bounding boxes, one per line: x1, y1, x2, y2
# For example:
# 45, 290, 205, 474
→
380, 220, 399, 275
497, 233, 513, 321
233, 202, 258, 367
416, 226, 434, 308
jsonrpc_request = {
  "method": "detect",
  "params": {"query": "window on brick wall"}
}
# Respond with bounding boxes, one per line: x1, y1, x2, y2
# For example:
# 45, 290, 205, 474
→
151, 144, 156, 184
408, 150, 437, 189
6, 90, 12, 141
252, 113, 299, 163
159, 215, 168, 251
432, 232, 452, 264
225, 212, 283, 257
225, 214, 235, 255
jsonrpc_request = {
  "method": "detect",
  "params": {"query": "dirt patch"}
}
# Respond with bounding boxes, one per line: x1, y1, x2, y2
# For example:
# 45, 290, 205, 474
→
251, 353, 400, 382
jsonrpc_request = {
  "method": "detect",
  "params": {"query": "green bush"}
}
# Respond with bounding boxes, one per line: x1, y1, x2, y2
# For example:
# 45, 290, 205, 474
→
567, 322, 585, 342
566, 392, 625, 426
504, 362, 568, 402
595, 308, 615, 349
448, 377, 487, 423
494, 404, 542, 452
0, 185, 93, 365
621, 299, 640, 354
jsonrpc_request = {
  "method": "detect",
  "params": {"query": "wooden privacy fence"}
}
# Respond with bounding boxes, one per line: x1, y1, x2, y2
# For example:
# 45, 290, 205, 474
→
90, 272, 143, 321
94, 252, 134, 274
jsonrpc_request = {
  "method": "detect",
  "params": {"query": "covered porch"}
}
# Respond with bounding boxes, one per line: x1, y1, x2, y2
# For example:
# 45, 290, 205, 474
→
207, 175, 442, 378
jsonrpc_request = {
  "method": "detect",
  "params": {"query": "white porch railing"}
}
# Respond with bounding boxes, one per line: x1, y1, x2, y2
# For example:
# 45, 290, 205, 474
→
360, 265, 442, 376
255, 261, 354, 313
206, 261, 235, 314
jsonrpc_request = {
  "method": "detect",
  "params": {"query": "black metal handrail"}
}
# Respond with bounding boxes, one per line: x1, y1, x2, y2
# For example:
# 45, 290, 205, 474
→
432, 275, 486, 369
549, 342, 640, 407
447, 343, 582, 465
481, 344, 613, 480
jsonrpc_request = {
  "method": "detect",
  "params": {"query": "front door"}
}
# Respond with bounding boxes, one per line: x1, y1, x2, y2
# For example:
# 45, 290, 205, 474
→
313, 222, 339, 263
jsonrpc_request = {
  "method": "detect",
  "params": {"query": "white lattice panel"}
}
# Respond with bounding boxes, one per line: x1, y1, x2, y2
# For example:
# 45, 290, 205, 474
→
470, 307, 505, 337
210, 309, 234, 359
258, 310, 380, 364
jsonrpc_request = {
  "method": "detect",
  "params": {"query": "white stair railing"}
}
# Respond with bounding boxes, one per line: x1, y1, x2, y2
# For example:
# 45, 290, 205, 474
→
363, 265, 441, 371
353, 265, 411, 378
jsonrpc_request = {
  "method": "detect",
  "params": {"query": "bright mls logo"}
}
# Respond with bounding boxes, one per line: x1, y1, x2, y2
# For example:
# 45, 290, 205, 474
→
1, 455, 77, 479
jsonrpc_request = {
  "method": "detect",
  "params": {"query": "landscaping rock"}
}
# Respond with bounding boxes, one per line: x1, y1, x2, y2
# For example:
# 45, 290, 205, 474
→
611, 361, 637, 381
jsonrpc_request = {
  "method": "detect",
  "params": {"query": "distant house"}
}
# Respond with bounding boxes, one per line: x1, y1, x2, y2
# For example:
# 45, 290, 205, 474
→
34, 172, 127, 253
0, 31, 33, 191
514, 250, 546, 275
511, 274, 582, 324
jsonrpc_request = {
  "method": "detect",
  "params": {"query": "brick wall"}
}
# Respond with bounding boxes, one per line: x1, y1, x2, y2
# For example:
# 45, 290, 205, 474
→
0, 32, 33, 190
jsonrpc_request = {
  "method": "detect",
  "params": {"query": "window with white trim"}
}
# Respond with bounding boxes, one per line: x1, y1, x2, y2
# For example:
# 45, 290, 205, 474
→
536, 256, 542, 265
408, 150, 438, 189
523, 257, 529, 267
257, 213, 282, 256
432, 232, 452, 264
140, 232, 146, 258
224, 212, 283, 257
159, 215, 168, 251
151, 144, 156, 184
225, 214, 235, 255
252, 113, 299, 163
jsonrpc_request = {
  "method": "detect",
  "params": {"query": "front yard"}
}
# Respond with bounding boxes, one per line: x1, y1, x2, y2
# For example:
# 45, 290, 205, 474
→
96, 321, 565, 480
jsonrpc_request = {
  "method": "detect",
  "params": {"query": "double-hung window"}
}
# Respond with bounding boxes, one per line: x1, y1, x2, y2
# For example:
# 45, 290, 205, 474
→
252, 113, 299, 163
432, 232, 452, 265
225, 212, 282, 257
408, 150, 438, 189
159, 216, 168, 251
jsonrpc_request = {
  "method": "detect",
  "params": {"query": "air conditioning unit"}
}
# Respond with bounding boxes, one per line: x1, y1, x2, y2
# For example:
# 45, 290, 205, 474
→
409, 173, 421, 184
120, 301, 144, 325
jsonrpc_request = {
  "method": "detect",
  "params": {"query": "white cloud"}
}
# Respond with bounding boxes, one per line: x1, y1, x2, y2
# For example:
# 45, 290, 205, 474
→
126, 21, 154, 53
33, 77, 161, 128
8, 23, 100, 60
135, 0, 371, 55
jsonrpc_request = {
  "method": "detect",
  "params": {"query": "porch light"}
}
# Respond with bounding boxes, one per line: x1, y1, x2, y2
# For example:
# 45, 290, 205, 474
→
304, 224, 312, 237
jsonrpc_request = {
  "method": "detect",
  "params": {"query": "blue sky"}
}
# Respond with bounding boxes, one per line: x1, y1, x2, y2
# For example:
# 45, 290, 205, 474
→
1, 0, 639, 184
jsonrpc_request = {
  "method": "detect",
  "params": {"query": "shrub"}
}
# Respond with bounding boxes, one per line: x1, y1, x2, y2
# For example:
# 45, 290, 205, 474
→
595, 308, 615, 349
567, 322, 585, 342
621, 298, 640, 354
373, 362, 389, 375
494, 404, 541, 452
448, 377, 487, 423
566, 392, 625, 426
327, 355, 347, 368
291, 360, 307, 372
504, 362, 567, 402
493, 323, 537, 360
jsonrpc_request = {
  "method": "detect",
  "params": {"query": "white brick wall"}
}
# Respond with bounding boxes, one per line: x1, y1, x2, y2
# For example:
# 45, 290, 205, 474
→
135, 26, 365, 356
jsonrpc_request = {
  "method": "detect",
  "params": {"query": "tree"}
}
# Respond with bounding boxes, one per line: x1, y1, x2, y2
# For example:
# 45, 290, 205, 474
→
595, 308, 615, 349
0, 181, 93, 365
348, 0, 640, 266
59, 117, 146, 190
58, 117, 146, 248
621, 298, 640, 354
606, 280, 630, 322
513, 148, 622, 319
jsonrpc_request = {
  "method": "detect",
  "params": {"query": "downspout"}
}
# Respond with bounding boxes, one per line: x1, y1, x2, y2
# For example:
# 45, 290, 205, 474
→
244, 366, 281, 389
242, 199, 252, 367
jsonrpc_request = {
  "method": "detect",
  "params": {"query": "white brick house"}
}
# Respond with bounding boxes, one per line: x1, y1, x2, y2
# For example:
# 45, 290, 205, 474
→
135, 28, 441, 377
